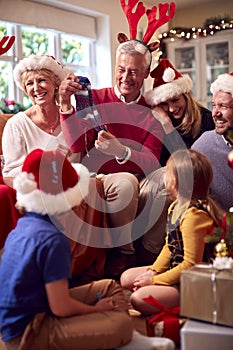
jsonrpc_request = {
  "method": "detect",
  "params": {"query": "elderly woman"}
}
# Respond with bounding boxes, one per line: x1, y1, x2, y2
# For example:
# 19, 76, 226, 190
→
145, 58, 215, 166
1, 54, 109, 282
2, 55, 71, 186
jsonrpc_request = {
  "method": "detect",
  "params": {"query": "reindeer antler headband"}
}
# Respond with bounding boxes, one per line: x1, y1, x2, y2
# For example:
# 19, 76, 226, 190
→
0, 35, 15, 55
118, 1, 176, 54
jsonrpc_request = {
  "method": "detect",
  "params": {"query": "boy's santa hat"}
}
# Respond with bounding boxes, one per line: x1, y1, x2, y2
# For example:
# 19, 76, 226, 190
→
210, 72, 233, 97
144, 58, 193, 106
13, 149, 90, 216
13, 54, 72, 91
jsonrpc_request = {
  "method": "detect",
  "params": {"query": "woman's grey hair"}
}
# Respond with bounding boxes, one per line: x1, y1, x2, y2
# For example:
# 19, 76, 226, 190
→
116, 40, 151, 71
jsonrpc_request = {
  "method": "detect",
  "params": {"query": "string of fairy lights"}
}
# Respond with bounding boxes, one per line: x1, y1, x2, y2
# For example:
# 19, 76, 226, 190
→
151, 17, 233, 61
159, 18, 233, 42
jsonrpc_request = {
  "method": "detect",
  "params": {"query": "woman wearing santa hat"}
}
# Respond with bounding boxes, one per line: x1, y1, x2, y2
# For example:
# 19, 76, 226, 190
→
144, 58, 215, 166
3, 54, 72, 186
1, 54, 110, 282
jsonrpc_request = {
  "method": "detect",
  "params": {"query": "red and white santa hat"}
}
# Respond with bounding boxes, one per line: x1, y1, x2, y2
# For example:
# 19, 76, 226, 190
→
144, 58, 193, 106
13, 149, 90, 216
210, 72, 233, 97
13, 54, 72, 91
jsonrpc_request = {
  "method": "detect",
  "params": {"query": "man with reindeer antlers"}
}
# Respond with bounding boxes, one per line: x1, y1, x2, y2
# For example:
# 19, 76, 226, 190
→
59, 1, 176, 278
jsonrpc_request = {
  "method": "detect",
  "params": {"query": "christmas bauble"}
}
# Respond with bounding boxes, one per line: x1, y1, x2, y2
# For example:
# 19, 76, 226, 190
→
214, 239, 229, 257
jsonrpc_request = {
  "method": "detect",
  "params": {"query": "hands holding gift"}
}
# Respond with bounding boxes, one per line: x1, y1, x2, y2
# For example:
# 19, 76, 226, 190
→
95, 130, 127, 158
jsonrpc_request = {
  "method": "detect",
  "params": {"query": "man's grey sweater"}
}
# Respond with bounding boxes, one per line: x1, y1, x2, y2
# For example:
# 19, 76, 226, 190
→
192, 130, 233, 211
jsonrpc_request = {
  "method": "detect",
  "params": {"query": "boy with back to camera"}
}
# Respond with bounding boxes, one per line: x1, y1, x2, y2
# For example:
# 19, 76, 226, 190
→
0, 148, 133, 350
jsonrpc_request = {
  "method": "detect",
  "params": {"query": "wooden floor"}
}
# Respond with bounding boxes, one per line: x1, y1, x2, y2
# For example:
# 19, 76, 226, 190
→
0, 340, 5, 350
129, 308, 148, 335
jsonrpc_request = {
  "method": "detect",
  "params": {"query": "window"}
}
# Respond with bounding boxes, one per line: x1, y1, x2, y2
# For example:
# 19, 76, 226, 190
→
0, 21, 96, 109
0, 22, 15, 106
61, 33, 96, 84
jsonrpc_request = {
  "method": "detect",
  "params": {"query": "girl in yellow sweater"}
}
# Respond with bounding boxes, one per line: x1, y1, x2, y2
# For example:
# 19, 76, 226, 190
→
120, 149, 222, 315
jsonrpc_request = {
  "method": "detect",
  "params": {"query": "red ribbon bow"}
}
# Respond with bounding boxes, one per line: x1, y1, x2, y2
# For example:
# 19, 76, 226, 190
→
144, 295, 181, 343
143, 295, 180, 323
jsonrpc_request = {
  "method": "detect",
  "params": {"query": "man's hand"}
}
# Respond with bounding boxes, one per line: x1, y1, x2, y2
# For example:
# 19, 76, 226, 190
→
59, 73, 84, 112
95, 130, 126, 158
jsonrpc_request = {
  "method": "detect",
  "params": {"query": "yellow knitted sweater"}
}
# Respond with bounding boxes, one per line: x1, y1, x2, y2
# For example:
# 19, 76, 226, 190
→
150, 200, 214, 286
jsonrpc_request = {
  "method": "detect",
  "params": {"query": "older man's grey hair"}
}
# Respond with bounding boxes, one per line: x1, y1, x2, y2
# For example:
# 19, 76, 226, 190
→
116, 40, 151, 72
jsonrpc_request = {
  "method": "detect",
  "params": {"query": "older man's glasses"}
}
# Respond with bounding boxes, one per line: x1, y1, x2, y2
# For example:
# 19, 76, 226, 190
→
212, 103, 233, 111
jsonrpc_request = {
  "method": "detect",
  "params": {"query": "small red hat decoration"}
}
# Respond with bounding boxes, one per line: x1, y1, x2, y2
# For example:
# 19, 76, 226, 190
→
0, 35, 15, 55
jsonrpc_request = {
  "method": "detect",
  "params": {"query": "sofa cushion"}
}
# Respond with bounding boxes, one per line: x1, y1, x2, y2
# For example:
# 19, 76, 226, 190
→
0, 114, 13, 155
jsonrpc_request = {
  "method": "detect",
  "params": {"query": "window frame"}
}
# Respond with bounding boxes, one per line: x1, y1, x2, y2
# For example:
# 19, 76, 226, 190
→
0, 21, 96, 105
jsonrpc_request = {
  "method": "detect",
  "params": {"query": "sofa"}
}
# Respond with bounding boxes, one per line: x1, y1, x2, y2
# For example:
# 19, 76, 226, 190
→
0, 114, 13, 155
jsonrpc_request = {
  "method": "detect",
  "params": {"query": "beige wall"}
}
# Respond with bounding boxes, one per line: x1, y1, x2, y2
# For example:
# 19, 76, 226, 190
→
0, 0, 130, 87
168, 0, 233, 28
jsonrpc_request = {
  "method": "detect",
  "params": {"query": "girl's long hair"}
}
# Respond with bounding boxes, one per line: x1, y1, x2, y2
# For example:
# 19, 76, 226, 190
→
175, 92, 202, 138
166, 149, 223, 226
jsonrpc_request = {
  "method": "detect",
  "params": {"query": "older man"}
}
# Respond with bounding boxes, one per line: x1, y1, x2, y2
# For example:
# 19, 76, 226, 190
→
59, 39, 166, 277
192, 72, 233, 211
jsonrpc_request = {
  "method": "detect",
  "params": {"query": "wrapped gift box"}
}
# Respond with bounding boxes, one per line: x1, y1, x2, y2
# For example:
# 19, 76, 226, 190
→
146, 316, 186, 345
181, 320, 233, 350
180, 264, 233, 327
143, 295, 184, 345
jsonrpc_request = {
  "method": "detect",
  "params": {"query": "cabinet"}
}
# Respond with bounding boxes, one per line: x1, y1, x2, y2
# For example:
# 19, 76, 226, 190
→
165, 30, 233, 108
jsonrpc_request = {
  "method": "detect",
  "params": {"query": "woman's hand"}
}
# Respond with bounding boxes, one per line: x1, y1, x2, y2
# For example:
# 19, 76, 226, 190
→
132, 269, 156, 291
95, 130, 126, 158
152, 106, 174, 134
3, 176, 14, 188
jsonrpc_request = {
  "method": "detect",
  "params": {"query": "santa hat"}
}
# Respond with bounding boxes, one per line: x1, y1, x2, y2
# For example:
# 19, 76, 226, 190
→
210, 72, 233, 97
13, 149, 90, 216
144, 58, 193, 106
13, 54, 72, 91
